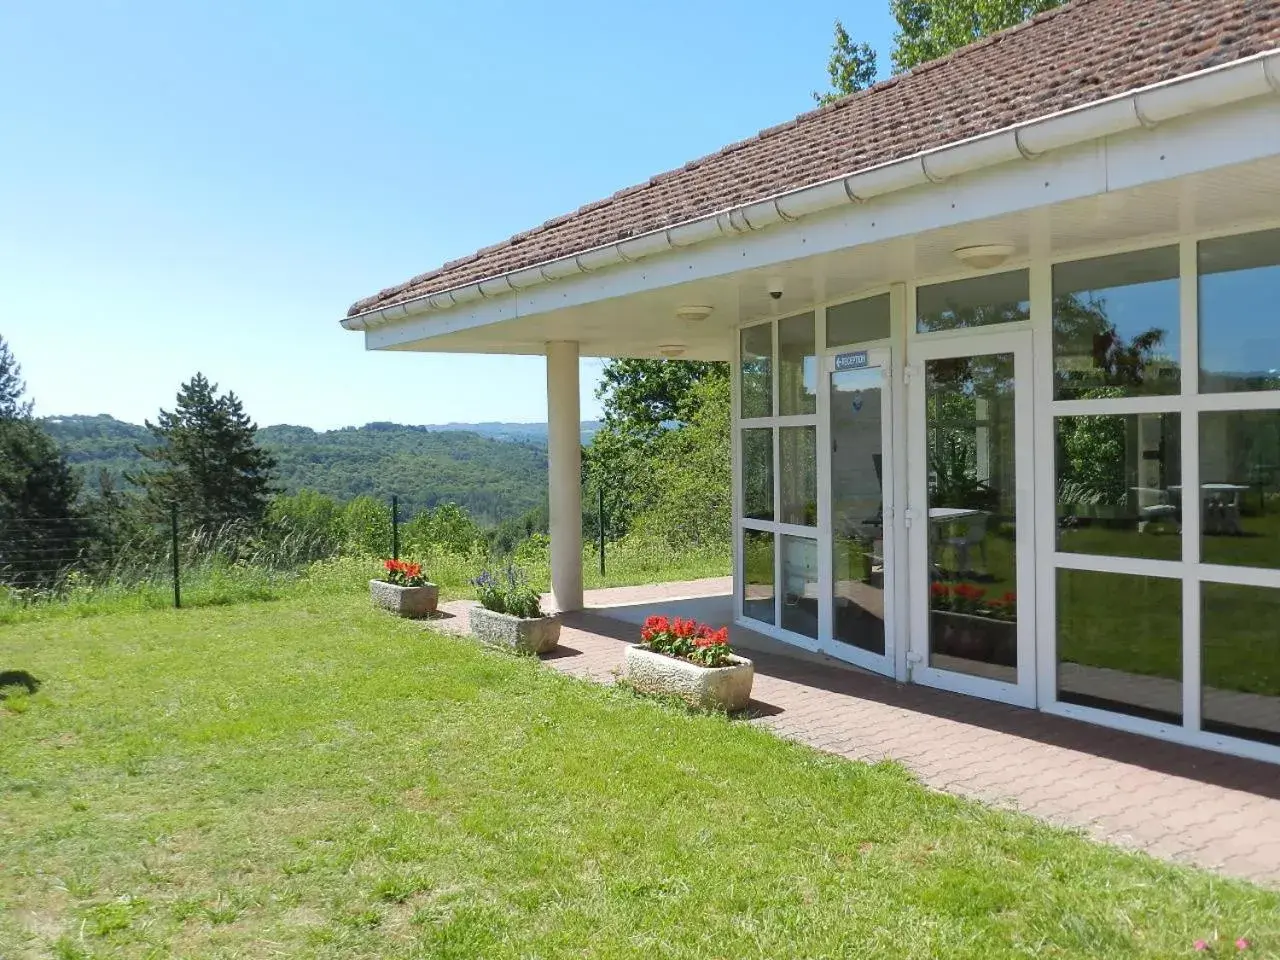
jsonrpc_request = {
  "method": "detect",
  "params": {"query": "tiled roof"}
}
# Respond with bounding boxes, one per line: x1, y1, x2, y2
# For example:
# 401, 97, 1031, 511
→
348, 0, 1280, 319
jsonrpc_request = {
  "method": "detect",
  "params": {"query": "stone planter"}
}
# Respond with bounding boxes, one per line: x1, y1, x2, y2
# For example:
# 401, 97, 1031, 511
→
369, 579, 439, 618
930, 610, 1016, 666
624, 644, 754, 712
469, 605, 561, 654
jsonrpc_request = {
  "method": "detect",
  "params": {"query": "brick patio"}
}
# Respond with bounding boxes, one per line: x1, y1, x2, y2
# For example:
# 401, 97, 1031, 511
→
437, 577, 1280, 886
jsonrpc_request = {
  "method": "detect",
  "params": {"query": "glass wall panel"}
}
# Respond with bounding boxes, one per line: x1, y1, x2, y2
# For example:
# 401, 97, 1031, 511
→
1057, 570, 1182, 723
1052, 247, 1180, 400
827, 293, 890, 346
1199, 228, 1280, 393
916, 270, 1029, 333
741, 428, 774, 522
1201, 581, 1280, 746
780, 535, 820, 639
1055, 413, 1182, 560
831, 366, 886, 655
925, 352, 1018, 683
1200, 411, 1280, 569
742, 530, 775, 625
779, 426, 817, 527
740, 323, 773, 419
778, 312, 817, 416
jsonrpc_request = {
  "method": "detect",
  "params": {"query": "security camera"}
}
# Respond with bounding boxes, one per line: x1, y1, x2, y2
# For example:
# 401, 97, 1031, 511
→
767, 277, 784, 300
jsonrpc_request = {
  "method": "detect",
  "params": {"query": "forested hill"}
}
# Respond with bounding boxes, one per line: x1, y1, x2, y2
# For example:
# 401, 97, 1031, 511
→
42, 415, 598, 525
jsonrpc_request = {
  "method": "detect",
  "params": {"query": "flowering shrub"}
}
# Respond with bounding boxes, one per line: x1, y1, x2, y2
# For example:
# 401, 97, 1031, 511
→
472, 565, 543, 619
381, 558, 429, 587
930, 582, 1017, 622
640, 615, 734, 668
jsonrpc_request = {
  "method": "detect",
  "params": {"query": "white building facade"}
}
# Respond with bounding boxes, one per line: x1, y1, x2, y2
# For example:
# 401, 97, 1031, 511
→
344, 2, 1280, 763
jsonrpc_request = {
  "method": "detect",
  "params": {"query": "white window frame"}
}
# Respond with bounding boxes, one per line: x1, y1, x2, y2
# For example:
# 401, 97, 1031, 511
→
904, 327, 1038, 708
734, 311, 822, 647
1032, 224, 1280, 765
734, 288, 905, 657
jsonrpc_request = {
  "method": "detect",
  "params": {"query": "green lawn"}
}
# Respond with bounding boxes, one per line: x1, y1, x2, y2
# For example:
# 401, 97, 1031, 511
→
2, 594, 1277, 959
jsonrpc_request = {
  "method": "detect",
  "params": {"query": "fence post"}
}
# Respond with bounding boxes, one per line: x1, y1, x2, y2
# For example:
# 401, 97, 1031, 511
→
391, 495, 400, 560
598, 482, 606, 577
171, 502, 181, 610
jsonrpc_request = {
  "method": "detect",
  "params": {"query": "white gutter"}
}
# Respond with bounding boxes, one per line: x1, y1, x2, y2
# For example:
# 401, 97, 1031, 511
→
342, 48, 1280, 332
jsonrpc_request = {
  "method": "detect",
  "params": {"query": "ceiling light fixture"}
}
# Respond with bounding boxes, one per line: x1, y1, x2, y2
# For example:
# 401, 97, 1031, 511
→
658, 344, 686, 358
676, 304, 714, 323
953, 244, 1016, 270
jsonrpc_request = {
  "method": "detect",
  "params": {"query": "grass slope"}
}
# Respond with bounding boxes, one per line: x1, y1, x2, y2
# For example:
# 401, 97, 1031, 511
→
2, 594, 1276, 958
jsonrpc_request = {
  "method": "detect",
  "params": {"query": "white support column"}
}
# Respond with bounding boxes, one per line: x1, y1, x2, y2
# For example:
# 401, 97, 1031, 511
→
546, 341, 584, 612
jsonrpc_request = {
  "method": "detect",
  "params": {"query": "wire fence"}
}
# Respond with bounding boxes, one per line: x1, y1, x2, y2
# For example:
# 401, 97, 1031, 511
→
1, 489, 729, 612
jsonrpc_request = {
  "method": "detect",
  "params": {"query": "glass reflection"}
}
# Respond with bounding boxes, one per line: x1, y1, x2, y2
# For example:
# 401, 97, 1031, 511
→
926, 352, 1018, 682
1199, 228, 1280, 394
1200, 412, 1280, 569
740, 323, 773, 419
830, 366, 886, 655
741, 428, 774, 522
1202, 582, 1280, 746
779, 426, 817, 527
742, 530, 775, 625
1055, 413, 1182, 560
828, 294, 890, 347
1053, 247, 1180, 400
1057, 570, 1182, 723
780, 535, 819, 639
917, 270, 1029, 333
778, 312, 816, 416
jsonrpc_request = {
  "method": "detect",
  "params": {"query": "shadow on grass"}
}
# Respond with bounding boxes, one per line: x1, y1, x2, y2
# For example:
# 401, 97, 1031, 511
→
0, 670, 40, 695
562, 608, 1280, 802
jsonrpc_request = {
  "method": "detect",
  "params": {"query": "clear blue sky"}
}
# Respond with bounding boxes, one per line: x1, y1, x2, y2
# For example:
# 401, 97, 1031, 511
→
1, 1, 895, 429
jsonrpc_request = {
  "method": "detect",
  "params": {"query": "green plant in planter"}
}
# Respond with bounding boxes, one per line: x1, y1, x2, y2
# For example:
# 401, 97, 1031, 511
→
472, 565, 543, 619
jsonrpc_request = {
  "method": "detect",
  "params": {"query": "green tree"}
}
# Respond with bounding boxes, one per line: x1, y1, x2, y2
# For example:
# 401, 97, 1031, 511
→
266, 489, 343, 559
586, 359, 729, 541
402, 502, 480, 557
339, 495, 391, 556
628, 376, 732, 549
0, 335, 85, 587
890, 0, 1065, 72
131, 374, 277, 529
814, 19, 879, 105
0, 336, 32, 419
596, 359, 728, 439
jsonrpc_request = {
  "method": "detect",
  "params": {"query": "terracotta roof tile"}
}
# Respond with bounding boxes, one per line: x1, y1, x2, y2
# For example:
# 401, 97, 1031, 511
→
348, 0, 1280, 318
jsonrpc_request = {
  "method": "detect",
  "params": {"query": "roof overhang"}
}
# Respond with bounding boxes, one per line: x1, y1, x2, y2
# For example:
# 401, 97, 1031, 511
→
346, 49, 1280, 354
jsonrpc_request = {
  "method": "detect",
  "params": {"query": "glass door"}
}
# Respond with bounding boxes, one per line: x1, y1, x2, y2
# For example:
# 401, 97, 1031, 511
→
907, 330, 1035, 706
823, 347, 894, 675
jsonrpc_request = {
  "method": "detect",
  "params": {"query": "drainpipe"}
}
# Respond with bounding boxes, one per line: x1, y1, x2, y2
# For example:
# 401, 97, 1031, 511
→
342, 48, 1280, 333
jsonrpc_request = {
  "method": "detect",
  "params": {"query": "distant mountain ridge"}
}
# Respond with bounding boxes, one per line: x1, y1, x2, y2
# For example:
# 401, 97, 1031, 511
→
41, 414, 599, 525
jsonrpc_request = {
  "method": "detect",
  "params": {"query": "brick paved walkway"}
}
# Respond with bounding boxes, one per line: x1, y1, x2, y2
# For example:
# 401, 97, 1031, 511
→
437, 578, 1280, 886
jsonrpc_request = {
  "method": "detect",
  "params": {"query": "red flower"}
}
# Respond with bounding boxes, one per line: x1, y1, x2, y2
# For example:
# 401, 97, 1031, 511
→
638, 613, 731, 664
930, 582, 950, 598
954, 583, 987, 601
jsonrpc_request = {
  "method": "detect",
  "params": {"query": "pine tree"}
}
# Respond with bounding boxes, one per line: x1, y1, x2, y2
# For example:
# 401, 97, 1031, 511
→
0, 335, 32, 419
132, 374, 277, 529
0, 334, 84, 587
